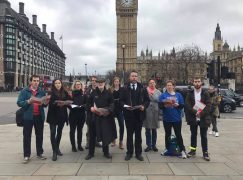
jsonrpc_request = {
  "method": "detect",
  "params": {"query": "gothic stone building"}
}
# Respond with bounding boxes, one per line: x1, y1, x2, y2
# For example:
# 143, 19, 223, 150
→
0, 0, 65, 90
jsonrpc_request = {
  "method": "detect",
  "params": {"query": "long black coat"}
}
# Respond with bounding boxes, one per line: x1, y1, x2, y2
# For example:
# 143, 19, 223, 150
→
185, 89, 212, 127
46, 90, 70, 125
87, 87, 117, 146
119, 82, 150, 121
69, 90, 86, 123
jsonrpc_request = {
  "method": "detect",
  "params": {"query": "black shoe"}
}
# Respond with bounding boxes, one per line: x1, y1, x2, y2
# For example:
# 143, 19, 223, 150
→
85, 143, 89, 149
78, 146, 84, 151
57, 149, 63, 156
85, 154, 94, 160
203, 152, 210, 161
104, 153, 112, 159
95, 141, 102, 148
144, 146, 151, 152
37, 154, 47, 160
72, 147, 77, 152
125, 154, 132, 161
52, 152, 57, 161
136, 155, 144, 161
187, 150, 196, 157
152, 146, 158, 152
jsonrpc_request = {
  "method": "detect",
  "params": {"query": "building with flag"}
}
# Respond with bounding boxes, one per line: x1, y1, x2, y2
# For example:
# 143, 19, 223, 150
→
0, 0, 65, 91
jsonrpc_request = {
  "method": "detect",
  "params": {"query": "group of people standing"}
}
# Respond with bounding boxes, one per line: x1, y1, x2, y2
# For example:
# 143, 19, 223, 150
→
17, 71, 220, 163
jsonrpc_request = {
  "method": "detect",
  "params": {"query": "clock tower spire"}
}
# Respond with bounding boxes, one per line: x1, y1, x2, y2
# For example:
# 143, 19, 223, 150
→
116, 0, 138, 75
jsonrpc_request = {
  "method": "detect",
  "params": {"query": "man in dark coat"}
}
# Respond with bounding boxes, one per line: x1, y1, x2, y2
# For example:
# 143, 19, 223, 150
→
185, 77, 211, 161
120, 70, 150, 161
85, 78, 117, 160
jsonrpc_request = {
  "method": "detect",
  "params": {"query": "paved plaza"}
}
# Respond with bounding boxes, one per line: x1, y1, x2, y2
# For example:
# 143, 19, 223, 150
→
0, 93, 243, 179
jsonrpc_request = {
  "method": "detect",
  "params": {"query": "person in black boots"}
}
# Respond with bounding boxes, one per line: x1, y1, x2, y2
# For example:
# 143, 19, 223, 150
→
185, 77, 212, 161
85, 76, 102, 149
85, 78, 117, 160
47, 79, 71, 161
120, 70, 150, 161
69, 80, 87, 152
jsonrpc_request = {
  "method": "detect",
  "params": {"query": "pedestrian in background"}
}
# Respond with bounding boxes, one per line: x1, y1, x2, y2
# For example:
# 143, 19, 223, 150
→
17, 75, 48, 163
120, 70, 150, 161
69, 80, 87, 152
47, 79, 71, 161
208, 85, 220, 137
85, 78, 117, 160
110, 77, 125, 149
143, 78, 161, 152
159, 80, 187, 159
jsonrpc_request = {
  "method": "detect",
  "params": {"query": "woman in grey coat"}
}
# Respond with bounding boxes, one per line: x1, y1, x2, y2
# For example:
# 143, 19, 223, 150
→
143, 79, 161, 152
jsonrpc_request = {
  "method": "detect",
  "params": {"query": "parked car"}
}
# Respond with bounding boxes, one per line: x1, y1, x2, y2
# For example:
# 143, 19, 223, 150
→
175, 86, 236, 113
219, 89, 243, 107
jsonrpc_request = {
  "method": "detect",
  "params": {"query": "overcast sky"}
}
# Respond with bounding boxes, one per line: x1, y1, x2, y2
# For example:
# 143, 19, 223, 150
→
9, 0, 243, 75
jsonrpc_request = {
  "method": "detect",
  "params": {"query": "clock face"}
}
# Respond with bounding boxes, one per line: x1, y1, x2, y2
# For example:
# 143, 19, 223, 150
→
121, 0, 133, 7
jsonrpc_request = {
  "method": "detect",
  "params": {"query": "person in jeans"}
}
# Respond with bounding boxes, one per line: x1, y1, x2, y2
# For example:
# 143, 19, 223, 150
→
185, 77, 211, 161
47, 79, 71, 161
143, 79, 161, 152
110, 77, 125, 149
69, 80, 87, 152
17, 74, 48, 163
159, 80, 187, 159
208, 86, 220, 137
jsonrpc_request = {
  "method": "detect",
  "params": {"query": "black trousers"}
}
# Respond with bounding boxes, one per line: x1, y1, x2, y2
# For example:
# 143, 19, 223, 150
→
163, 121, 185, 152
50, 122, 65, 152
23, 115, 44, 157
190, 122, 208, 152
211, 116, 218, 132
124, 111, 143, 156
69, 117, 85, 148
88, 119, 109, 155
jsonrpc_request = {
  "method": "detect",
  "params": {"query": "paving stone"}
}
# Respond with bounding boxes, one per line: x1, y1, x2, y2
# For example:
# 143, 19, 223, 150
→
77, 153, 112, 163
146, 153, 168, 163
33, 163, 81, 176
77, 163, 128, 176
109, 176, 147, 180
192, 176, 231, 180
10, 176, 53, 180
147, 176, 193, 180
226, 162, 243, 175
129, 163, 173, 175
0, 177, 12, 180
0, 164, 42, 176
53, 176, 108, 180
168, 163, 204, 175
196, 163, 238, 176
230, 176, 243, 180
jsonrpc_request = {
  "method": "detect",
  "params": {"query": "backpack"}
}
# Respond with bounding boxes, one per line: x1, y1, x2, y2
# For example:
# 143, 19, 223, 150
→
16, 108, 24, 127
163, 135, 181, 156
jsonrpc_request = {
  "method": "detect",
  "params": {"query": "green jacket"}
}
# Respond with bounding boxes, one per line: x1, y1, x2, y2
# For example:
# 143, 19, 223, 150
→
17, 87, 46, 121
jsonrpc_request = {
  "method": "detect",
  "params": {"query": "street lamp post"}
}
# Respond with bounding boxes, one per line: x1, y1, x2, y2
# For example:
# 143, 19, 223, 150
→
121, 44, 126, 85
85, 63, 87, 86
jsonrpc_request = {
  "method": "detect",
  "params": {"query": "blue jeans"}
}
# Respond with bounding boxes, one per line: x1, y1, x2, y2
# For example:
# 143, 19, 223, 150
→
114, 111, 124, 141
145, 128, 157, 148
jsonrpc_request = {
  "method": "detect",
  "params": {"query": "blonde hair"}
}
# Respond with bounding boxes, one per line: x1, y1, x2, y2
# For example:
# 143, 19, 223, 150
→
110, 76, 120, 93
71, 80, 82, 91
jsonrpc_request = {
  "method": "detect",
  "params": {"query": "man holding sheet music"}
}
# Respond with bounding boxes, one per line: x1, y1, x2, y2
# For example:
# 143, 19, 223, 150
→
17, 75, 49, 163
185, 77, 212, 161
120, 70, 150, 161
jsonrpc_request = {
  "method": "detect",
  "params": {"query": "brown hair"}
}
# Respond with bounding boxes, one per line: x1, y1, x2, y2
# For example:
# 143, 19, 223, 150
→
30, 74, 40, 81
165, 79, 176, 86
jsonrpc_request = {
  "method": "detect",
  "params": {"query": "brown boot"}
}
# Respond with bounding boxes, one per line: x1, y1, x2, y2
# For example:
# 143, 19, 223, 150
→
119, 141, 124, 149
111, 140, 116, 147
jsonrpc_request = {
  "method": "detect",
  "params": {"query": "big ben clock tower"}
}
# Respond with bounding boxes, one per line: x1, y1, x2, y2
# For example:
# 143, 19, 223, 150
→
116, 0, 138, 74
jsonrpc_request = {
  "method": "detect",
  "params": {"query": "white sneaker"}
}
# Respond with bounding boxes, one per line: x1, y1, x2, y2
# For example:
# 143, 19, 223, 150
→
161, 149, 168, 156
180, 151, 187, 159
208, 131, 215, 135
215, 132, 219, 137
22, 157, 29, 164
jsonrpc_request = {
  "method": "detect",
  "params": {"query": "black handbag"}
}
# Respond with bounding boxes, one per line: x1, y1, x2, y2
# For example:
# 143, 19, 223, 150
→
16, 108, 24, 127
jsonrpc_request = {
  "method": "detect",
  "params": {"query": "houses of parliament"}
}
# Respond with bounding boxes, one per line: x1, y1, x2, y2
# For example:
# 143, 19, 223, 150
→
116, 0, 243, 89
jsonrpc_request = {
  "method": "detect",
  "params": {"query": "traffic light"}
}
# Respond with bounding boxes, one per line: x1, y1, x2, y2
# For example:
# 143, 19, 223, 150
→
206, 60, 215, 81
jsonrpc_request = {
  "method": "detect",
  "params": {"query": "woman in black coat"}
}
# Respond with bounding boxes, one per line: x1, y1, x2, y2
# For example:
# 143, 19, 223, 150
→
47, 79, 71, 161
69, 80, 86, 152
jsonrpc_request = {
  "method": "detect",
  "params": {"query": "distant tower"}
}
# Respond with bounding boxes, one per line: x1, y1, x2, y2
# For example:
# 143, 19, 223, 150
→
116, 0, 138, 73
213, 23, 223, 52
